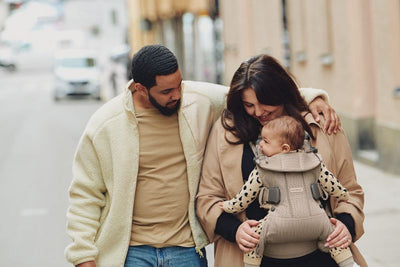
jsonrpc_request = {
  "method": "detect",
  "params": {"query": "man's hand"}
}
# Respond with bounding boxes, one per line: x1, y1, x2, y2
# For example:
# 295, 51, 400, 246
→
308, 97, 341, 135
76, 261, 96, 267
235, 220, 260, 252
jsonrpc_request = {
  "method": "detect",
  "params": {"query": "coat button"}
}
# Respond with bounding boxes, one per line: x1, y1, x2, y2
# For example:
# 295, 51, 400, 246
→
270, 206, 275, 211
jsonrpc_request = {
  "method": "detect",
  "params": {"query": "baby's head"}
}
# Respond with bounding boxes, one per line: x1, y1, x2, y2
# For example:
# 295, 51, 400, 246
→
259, 116, 305, 157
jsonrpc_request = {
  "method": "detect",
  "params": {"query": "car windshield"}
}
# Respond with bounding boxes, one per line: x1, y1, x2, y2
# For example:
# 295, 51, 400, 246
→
58, 57, 95, 68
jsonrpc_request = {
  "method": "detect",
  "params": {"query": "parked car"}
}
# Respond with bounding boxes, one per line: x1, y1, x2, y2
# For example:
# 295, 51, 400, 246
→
53, 49, 102, 101
0, 44, 17, 72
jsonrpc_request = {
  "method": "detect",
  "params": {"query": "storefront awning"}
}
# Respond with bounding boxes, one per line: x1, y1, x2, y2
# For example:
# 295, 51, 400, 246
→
139, 0, 210, 21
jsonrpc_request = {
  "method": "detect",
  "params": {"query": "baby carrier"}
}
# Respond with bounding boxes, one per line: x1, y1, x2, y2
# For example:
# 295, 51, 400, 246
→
252, 136, 334, 258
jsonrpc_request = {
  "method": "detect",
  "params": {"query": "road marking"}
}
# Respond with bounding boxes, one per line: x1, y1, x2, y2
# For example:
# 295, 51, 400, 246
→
20, 208, 49, 217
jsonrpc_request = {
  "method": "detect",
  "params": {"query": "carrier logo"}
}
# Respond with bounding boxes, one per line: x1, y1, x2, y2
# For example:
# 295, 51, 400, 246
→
289, 187, 304, 193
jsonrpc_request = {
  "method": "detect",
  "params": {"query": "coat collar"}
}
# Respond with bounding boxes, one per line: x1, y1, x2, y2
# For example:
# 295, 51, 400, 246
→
122, 80, 198, 170
123, 80, 137, 123
217, 122, 247, 200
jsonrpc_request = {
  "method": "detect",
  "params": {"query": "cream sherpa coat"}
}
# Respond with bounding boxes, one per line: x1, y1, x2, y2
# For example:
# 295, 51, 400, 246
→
65, 80, 327, 267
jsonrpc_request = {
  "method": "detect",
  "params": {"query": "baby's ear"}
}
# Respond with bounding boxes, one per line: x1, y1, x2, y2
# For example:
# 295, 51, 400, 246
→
281, 144, 291, 153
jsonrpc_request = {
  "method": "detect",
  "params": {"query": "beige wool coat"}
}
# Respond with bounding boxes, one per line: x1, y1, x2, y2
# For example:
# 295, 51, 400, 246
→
196, 113, 367, 267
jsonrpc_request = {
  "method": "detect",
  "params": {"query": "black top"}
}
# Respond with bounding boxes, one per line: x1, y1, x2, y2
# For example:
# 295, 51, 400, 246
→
214, 143, 354, 266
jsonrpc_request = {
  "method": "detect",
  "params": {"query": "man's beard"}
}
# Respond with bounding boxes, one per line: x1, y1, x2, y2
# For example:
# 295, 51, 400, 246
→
148, 93, 181, 116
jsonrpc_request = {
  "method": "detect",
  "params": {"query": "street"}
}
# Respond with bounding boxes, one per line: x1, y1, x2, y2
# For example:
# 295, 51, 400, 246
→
0, 69, 102, 267
0, 70, 399, 266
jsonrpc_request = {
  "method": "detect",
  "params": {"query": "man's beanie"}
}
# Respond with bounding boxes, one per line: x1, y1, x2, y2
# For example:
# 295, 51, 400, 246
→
131, 45, 178, 88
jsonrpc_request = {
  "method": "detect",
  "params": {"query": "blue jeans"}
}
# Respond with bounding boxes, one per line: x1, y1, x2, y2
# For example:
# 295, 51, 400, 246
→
124, 245, 208, 267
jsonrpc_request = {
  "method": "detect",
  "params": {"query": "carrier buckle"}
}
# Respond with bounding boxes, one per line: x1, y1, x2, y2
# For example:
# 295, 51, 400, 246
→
310, 183, 322, 200
259, 186, 280, 205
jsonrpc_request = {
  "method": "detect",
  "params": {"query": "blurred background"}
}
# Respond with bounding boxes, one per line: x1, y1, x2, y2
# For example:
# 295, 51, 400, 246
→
0, 0, 399, 266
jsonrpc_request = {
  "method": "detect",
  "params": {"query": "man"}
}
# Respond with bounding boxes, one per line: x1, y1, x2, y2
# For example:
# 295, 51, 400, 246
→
65, 45, 338, 267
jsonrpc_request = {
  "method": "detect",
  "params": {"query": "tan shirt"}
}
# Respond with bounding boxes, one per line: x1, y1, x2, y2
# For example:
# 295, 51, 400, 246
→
130, 107, 194, 247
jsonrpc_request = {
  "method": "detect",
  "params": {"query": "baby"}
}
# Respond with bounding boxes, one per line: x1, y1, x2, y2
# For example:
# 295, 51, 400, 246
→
219, 116, 354, 267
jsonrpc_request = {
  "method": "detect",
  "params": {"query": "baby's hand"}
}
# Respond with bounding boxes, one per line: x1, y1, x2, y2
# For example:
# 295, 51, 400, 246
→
218, 202, 224, 209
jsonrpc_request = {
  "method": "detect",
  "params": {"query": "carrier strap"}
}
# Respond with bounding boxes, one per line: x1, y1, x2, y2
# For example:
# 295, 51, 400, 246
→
249, 141, 257, 156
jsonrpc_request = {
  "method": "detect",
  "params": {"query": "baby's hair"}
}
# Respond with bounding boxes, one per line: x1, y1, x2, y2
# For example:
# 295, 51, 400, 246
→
263, 116, 305, 150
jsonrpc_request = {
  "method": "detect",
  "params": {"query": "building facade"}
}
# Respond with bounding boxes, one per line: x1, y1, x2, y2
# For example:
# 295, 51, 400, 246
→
126, 0, 223, 83
125, 0, 400, 175
219, 0, 400, 175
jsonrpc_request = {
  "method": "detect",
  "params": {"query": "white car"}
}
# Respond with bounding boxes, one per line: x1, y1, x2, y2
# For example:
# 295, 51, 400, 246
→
0, 44, 17, 72
53, 49, 102, 101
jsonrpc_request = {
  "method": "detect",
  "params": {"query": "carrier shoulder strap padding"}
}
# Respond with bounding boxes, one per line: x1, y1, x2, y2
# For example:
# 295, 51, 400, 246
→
257, 151, 322, 173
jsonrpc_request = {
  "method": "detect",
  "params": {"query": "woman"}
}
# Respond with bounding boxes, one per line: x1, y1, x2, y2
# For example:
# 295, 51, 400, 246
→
196, 55, 366, 267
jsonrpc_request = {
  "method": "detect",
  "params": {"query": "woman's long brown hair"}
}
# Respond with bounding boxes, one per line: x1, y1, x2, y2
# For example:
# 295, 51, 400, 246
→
221, 54, 315, 144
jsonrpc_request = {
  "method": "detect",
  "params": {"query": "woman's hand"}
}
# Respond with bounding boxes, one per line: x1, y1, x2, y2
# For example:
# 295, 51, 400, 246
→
325, 218, 352, 249
308, 97, 341, 135
236, 220, 260, 252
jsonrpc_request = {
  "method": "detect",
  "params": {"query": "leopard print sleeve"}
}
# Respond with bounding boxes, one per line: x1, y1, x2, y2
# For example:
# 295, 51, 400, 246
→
318, 163, 349, 201
222, 168, 263, 214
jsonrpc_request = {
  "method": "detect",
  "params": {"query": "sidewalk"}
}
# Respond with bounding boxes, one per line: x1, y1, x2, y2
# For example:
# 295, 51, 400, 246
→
354, 161, 400, 267
205, 160, 400, 267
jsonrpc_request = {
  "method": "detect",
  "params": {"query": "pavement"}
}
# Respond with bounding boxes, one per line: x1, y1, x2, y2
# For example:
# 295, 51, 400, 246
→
354, 161, 400, 267
205, 160, 400, 267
